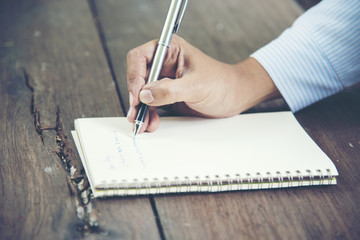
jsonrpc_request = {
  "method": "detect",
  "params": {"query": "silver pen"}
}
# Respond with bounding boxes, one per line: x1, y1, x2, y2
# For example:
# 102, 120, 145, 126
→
134, 0, 188, 137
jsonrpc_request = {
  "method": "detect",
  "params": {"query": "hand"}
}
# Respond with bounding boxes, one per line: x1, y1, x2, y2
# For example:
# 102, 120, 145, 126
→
126, 35, 279, 133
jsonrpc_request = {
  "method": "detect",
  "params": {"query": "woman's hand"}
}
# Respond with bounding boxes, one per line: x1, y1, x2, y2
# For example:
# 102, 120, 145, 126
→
126, 35, 279, 133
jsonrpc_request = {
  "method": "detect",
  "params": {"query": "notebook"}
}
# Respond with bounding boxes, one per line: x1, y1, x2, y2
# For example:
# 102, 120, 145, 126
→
71, 111, 338, 198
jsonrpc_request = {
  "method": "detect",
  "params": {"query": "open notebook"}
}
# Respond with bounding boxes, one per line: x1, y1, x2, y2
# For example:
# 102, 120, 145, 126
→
71, 111, 338, 198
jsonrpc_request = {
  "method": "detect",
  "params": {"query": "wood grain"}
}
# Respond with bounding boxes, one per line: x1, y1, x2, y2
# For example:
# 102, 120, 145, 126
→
0, 0, 159, 239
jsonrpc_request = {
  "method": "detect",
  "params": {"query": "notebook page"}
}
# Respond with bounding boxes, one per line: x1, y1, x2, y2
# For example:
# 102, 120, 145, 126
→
74, 112, 338, 187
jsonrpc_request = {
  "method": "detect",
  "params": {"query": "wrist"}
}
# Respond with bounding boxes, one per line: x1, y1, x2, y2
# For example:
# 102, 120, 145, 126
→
232, 57, 280, 113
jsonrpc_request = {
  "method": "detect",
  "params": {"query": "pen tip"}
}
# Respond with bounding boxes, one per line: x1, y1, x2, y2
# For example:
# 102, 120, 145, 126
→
133, 123, 140, 137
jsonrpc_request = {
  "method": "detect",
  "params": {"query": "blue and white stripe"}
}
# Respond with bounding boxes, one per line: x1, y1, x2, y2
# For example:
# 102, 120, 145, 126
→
251, 0, 360, 112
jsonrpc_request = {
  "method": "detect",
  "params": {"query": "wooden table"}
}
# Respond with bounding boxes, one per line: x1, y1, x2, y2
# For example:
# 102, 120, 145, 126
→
1, 0, 359, 239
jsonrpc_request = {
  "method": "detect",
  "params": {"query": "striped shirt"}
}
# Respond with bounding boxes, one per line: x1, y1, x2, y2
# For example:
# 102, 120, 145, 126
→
251, 0, 360, 112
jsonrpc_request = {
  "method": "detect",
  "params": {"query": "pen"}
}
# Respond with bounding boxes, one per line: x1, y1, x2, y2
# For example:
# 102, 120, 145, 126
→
133, 0, 188, 137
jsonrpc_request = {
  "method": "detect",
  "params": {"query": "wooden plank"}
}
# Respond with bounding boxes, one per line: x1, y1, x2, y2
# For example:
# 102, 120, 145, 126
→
0, 0, 159, 239
294, 84, 360, 239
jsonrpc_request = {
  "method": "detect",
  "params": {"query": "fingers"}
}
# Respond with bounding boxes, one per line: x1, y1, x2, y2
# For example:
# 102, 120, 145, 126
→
139, 74, 203, 107
126, 40, 158, 107
146, 107, 160, 132
126, 35, 191, 134
128, 75, 197, 133
129, 106, 160, 134
126, 40, 159, 133
127, 35, 188, 105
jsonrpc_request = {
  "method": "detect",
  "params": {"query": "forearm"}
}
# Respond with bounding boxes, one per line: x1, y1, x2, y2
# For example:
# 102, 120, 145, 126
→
229, 58, 281, 114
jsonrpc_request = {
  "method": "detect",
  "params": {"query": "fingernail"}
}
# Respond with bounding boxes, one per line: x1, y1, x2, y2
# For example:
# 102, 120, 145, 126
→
127, 106, 135, 119
139, 90, 154, 104
129, 92, 135, 106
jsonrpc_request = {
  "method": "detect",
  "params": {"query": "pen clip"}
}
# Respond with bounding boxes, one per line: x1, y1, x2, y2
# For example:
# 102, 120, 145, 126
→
173, 0, 188, 33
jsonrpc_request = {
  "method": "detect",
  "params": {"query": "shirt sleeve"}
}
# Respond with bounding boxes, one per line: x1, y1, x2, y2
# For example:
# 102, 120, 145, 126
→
251, 0, 360, 112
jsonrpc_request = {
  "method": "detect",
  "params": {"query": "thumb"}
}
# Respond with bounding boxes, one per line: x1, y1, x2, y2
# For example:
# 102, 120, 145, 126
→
139, 75, 202, 107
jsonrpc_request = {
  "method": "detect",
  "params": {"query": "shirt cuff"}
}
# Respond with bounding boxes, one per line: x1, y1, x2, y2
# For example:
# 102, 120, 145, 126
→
251, 26, 344, 112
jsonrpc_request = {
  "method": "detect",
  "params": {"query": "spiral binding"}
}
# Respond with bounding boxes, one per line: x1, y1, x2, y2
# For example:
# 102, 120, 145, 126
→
96, 169, 336, 197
